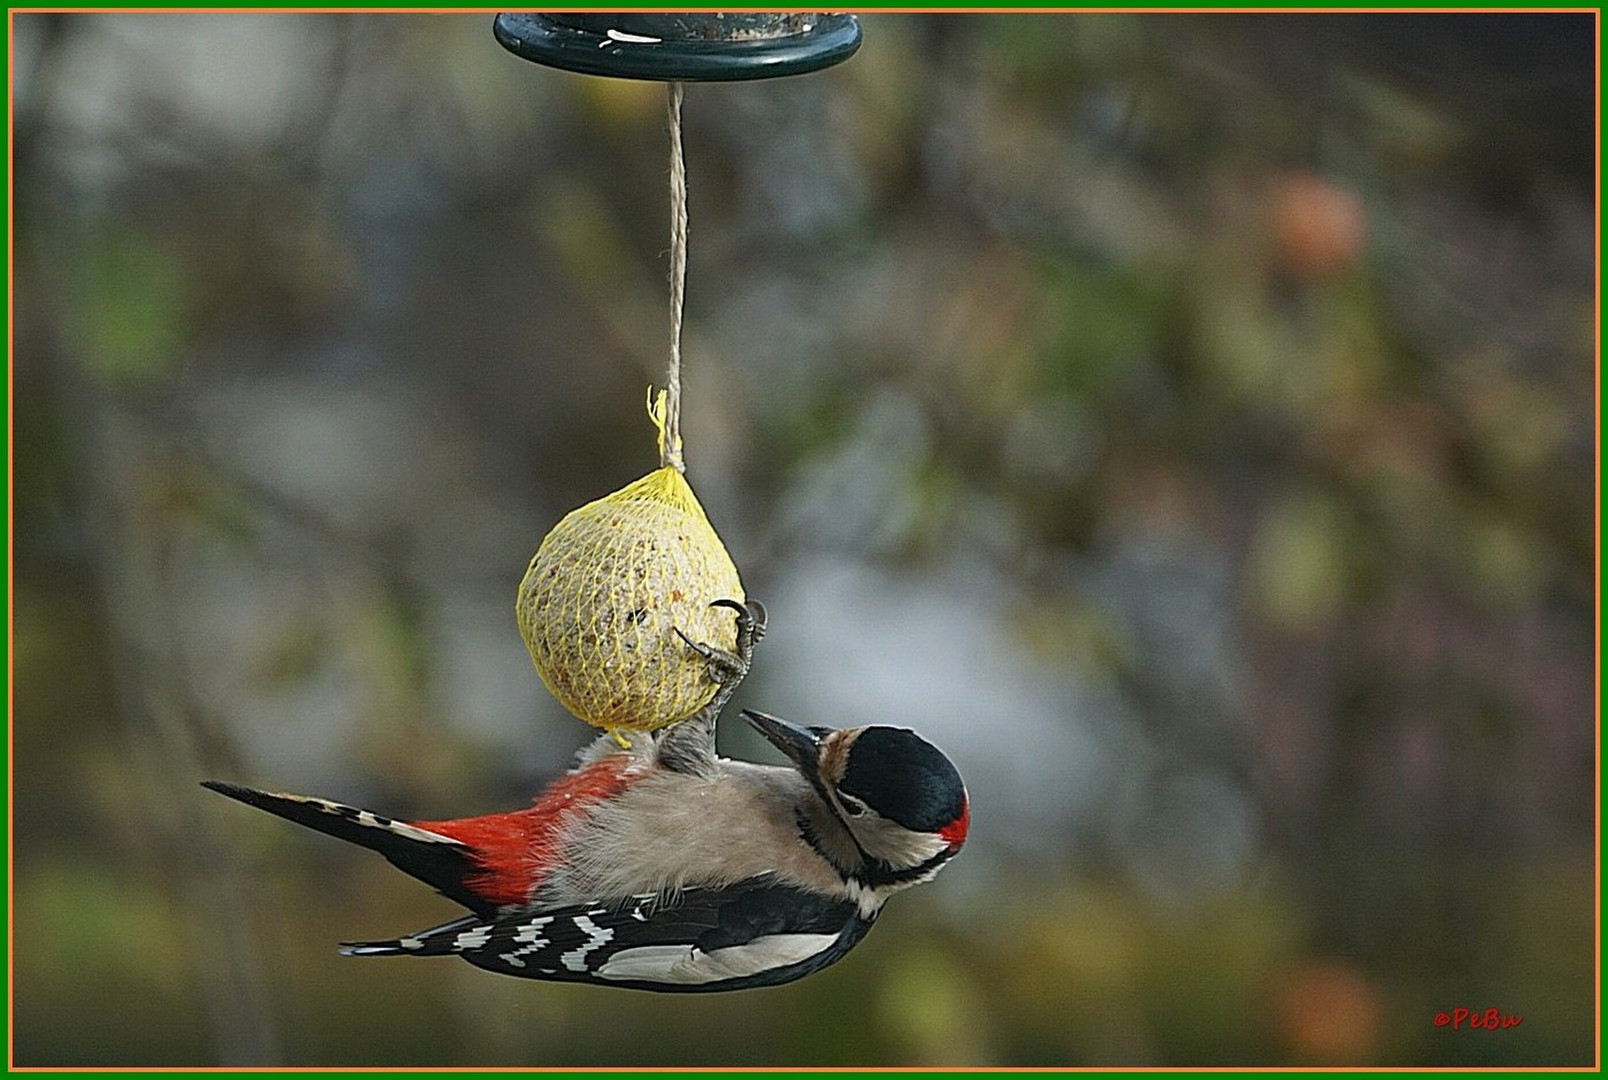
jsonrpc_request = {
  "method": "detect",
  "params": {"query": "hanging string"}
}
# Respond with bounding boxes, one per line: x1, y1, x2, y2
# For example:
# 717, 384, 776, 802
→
662, 80, 689, 474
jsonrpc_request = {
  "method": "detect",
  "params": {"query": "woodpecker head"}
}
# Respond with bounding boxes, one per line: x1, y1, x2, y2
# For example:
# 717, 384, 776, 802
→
741, 709, 969, 898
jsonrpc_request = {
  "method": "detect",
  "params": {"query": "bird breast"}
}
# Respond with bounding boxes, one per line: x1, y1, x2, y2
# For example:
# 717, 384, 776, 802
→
536, 761, 851, 905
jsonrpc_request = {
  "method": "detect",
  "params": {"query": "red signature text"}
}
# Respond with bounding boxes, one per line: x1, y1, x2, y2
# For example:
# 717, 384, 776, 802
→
1434, 1008, 1523, 1030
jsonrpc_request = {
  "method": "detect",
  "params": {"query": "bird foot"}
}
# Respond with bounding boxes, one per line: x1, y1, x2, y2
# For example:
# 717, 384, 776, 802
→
675, 598, 767, 690
657, 600, 767, 776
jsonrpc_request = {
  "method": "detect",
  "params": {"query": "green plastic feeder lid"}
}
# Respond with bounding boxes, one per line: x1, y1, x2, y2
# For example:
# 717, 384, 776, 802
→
493, 13, 862, 81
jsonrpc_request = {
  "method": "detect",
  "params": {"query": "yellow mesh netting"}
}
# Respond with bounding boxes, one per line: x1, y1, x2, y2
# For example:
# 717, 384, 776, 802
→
516, 390, 743, 735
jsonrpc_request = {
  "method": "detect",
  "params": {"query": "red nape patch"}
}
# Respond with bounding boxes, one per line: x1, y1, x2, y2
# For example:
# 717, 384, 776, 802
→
938, 797, 970, 849
413, 755, 634, 906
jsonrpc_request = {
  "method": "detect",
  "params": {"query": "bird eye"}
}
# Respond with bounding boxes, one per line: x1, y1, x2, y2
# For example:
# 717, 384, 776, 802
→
838, 793, 867, 818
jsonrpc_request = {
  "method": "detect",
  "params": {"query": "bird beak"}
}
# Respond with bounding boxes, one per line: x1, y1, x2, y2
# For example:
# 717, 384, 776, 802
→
741, 709, 822, 775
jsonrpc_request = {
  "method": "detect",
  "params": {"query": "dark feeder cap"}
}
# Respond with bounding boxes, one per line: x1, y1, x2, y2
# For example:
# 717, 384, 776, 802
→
493, 13, 861, 81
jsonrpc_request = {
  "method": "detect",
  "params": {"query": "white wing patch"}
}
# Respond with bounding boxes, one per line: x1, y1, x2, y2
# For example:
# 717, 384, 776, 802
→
496, 916, 555, 969
560, 913, 614, 972
592, 944, 694, 980
512, 916, 554, 943
594, 933, 838, 986
453, 928, 492, 950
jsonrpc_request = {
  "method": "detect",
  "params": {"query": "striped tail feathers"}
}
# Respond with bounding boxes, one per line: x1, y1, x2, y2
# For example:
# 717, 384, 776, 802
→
340, 915, 484, 957
205, 758, 636, 920
201, 781, 498, 917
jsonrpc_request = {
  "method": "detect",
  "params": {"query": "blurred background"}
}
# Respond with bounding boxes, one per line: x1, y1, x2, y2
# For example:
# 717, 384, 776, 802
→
9, 11, 1597, 1067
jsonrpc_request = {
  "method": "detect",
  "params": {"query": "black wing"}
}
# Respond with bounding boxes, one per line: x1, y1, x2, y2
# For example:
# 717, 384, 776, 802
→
341, 876, 874, 993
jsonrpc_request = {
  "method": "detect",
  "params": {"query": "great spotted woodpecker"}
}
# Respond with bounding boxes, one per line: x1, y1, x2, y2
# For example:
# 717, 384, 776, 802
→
204, 600, 969, 992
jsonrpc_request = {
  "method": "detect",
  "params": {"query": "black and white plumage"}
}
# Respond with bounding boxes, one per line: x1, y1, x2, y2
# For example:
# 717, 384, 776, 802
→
204, 600, 970, 993
341, 880, 874, 992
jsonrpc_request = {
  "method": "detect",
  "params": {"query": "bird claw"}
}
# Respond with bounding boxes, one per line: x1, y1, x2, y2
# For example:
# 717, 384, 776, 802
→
713, 597, 768, 650
675, 598, 766, 689
659, 599, 768, 776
